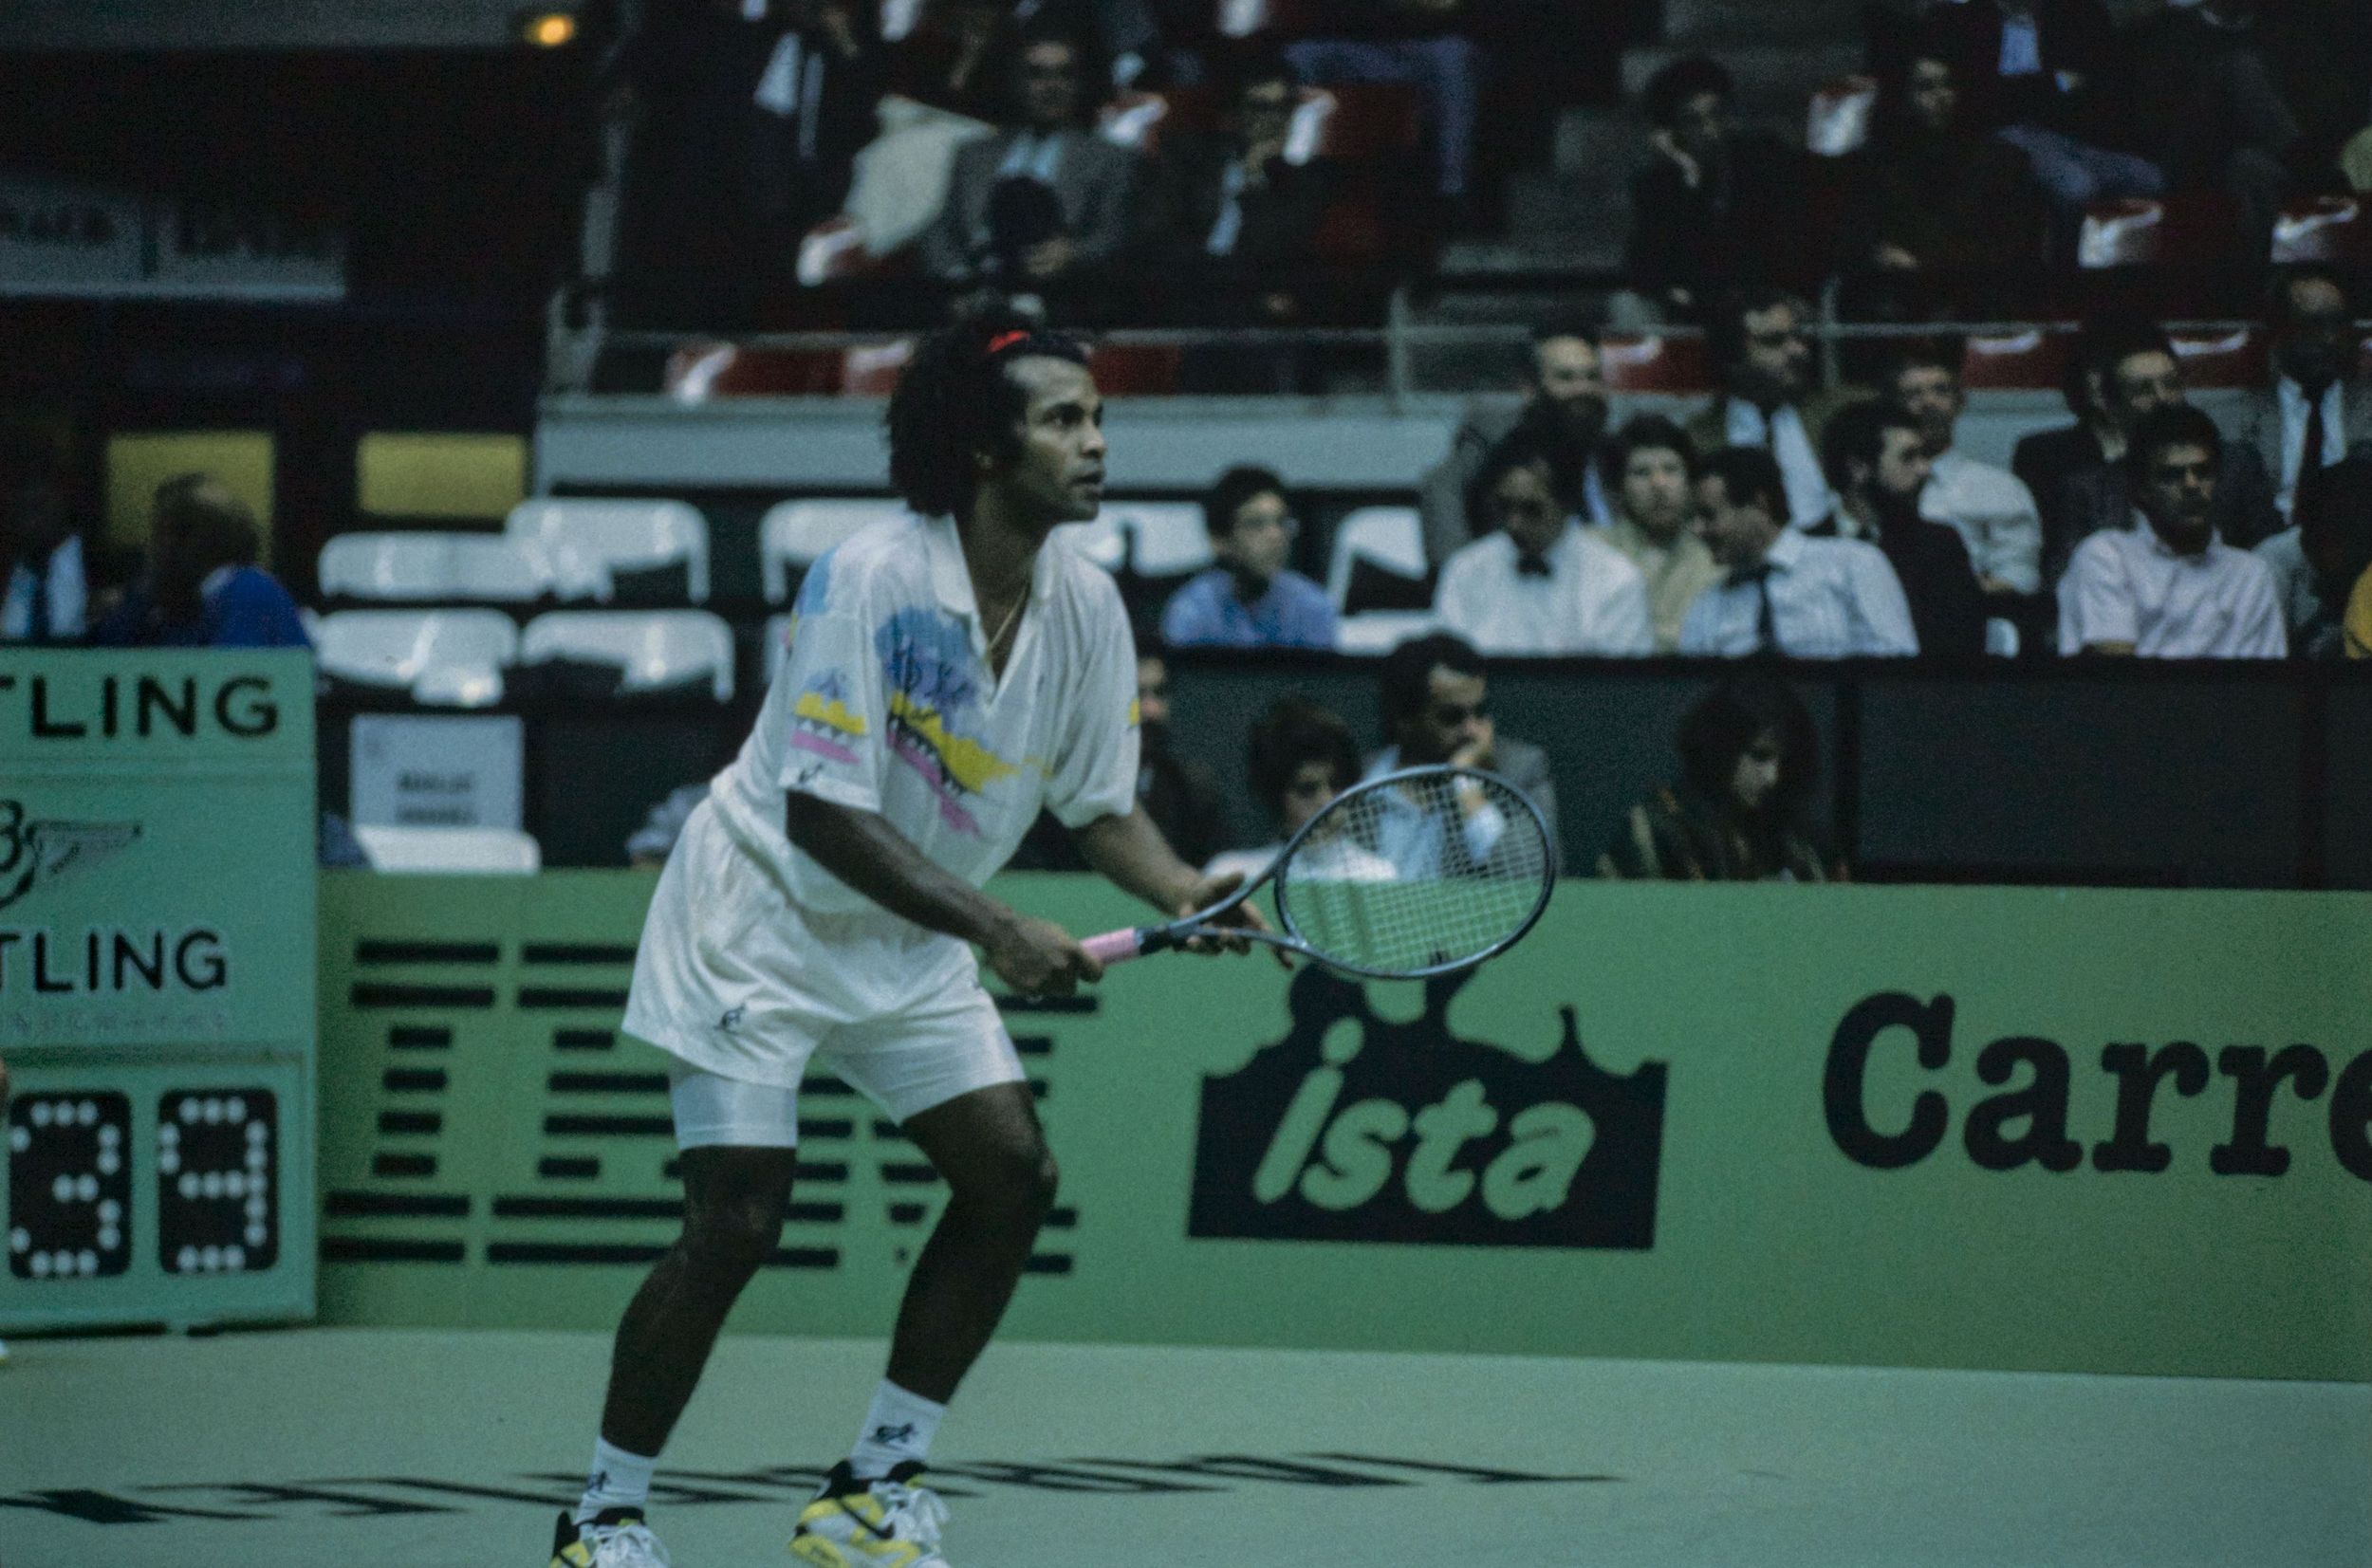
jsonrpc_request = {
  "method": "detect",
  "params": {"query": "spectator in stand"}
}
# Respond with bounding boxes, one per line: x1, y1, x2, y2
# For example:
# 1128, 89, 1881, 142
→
1593, 415, 1724, 654
1365, 631, 1562, 871
2057, 405, 2286, 657
1832, 40, 2046, 314
1888, 338, 2042, 597
2122, 0, 2308, 270
1621, 55, 1810, 323
1804, 399, 1989, 659
90, 475, 308, 650
1679, 446, 1918, 658
1, 439, 86, 644
1687, 288, 1859, 530
1160, 465, 1337, 648
1012, 636, 1226, 868
1280, 0, 1489, 225
1922, 0, 2162, 255
1157, 45, 1333, 376
919, 27, 1145, 302
747, 0, 890, 257
2223, 266, 2372, 533
1598, 676, 1835, 881
1013, 0, 1168, 90
1202, 695, 1383, 884
846, 0, 1012, 258
1418, 319, 1615, 564
1433, 431, 1653, 656
2256, 454, 2372, 656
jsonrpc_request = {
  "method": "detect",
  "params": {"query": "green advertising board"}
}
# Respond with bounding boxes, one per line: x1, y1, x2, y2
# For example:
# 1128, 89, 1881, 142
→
315, 873, 2370, 1382
0, 651, 317, 1332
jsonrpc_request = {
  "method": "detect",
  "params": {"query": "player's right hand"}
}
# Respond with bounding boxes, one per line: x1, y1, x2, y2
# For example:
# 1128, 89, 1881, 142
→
986, 914, 1103, 997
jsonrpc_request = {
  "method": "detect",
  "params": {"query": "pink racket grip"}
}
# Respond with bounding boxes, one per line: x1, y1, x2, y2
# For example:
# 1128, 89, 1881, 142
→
1081, 928, 1146, 966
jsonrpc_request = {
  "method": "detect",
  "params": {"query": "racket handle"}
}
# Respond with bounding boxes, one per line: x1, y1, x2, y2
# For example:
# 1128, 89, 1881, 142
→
1081, 928, 1145, 966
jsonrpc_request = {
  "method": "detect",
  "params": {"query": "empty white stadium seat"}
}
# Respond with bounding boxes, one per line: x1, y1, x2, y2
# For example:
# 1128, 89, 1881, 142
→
1105, 500, 1213, 577
314, 609, 520, 708
1325, 506, 1426, 609
320, 531, 599, 603
506, 498, 712, 602
759, 498, 906, 602
1334, 610, 1436, 655
519, 610, 736, 701
355, 825, 542, 875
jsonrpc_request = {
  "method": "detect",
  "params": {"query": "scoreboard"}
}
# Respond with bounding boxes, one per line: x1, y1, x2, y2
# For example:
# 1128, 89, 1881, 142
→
0, 650, 315, 1332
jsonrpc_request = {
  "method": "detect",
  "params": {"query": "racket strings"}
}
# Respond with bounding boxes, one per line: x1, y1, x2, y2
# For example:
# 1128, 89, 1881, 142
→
1276, 770, 1549, 975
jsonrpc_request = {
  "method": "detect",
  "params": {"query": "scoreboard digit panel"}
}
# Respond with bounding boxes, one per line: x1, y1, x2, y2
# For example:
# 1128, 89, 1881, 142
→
8, 1092, 133, 1281
158, 1088, 279, 1275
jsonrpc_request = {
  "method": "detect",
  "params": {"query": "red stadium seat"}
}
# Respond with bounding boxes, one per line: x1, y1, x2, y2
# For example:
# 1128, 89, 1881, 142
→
1284, 84, 1422, 165
1084, 343, 1182, 395
2270, 195, 2372, 267
841, 339, 918, 397
664, 343, 842, 400
2075, 194, 2240, 270
1600, 333, 1714, 396
1958, 329, 2070, 392
2167, 326, 2265, 390
1807, 75, 1878, 159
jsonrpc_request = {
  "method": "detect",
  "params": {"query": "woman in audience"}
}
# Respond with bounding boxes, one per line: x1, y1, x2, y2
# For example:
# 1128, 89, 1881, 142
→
1205, 695, 1387, 884
1599, 677, 1836, 882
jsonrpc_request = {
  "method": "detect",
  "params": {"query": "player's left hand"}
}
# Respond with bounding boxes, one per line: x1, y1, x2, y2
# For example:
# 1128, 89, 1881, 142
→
1173, 873, 1288, 967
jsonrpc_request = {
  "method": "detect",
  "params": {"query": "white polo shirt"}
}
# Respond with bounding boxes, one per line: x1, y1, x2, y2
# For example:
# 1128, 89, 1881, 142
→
2056, 519, 2289, 658
626, 511, 1139, 1082
1921, 448, 2043, 595
1433, 521, 1655, 655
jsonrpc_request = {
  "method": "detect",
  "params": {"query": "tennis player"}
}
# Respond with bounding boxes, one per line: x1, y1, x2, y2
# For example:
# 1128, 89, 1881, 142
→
548, 317, 1259, 1568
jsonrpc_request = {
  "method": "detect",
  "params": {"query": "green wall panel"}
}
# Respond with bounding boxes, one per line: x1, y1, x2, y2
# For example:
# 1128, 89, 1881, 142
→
318, 873, 2372, 1381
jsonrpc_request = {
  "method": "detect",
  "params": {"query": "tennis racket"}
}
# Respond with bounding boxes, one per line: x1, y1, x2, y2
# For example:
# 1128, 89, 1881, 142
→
1084, 765, 1555, 981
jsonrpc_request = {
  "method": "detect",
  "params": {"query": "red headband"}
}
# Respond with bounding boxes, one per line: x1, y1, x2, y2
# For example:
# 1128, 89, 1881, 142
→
984, 329, 1032, 356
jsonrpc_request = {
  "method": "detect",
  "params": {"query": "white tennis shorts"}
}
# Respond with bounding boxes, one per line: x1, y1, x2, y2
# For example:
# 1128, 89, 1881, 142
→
625, 803, 1026, 1146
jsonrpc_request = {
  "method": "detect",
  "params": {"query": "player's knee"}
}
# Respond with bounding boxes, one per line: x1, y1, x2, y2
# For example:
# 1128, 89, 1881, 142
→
680, 1195, 785, 1282
956, 1137, 1058, 1217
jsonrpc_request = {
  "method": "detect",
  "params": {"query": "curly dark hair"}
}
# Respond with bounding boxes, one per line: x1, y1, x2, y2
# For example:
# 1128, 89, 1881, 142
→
1677, 676, 1821, 830
1246, 696, 1362, 819
885, 313, 1091, 520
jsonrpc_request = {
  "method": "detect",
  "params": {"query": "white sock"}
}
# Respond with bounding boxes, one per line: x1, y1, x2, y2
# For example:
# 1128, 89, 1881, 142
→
574, 1435, 658, 1524
846, 1380, 947, 1479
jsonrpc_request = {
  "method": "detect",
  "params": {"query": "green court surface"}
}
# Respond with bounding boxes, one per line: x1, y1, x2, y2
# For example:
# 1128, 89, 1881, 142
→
3, 1329, 2364, 1567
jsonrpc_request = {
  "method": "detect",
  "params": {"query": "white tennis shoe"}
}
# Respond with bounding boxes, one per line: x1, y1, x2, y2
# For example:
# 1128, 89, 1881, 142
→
788, 1460, 953, 1566
549, 1506, 674, 1567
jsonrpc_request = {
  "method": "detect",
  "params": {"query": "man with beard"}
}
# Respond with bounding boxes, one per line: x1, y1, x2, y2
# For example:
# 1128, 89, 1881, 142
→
1419, 320, 1616, 565
1887, 338, 2042, 600
1803, 400, 1989, 659
2223, 267, 2372, 534
1686, 288, 1860, 531
2058, 405, 2286, 658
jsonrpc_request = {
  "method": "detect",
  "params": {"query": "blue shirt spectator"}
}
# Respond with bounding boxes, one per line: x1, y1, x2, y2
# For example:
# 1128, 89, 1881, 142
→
89, 473, 311, 650
1158, 464, 1340, 649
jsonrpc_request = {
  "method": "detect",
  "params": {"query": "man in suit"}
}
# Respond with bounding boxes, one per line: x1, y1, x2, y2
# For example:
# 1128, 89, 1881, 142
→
2223, 266, 2372, 537
920, 27, 1144, 299
1419, 317, 1615, 564
1803, 399, 1989, 659
1686, 287, 1861, 529
1365, 631, 1563, 873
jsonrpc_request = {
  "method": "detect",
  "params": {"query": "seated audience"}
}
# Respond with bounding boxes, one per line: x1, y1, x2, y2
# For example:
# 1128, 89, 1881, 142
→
1419, 318, 1615, 564
919, 27, 1145, 300
1366, 632, 1562, 871
2256, 455, 2372, 656
748, 0, 890, 255
90, 475, 308, 649
1281, 0, 1489, 219
1687, 288, 1857, 530
1593, 415, 1724, 654
2223, 266, 2372, 534
1832, 40, 2046, 309
1, 440, 86, 643
1598, 675, 1835, 881
2122, 0, 2307, 270
1159, 465, 1336, 648
2057, 405, 2286, 657
1679, 447, 1918, 658
1805, 399, 1989, 659
1203, 695, 1381, 884
1923, 0, 2161, 253
1013, 0, 1168, 90
1888, 338, 2042, 597
1621, 55, 1811, 322
1433, 432, 1653, 656
848, 0, 1010, 256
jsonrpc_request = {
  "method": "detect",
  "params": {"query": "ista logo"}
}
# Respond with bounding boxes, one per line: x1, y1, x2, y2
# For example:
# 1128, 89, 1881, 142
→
1189, 967, 1668, 1248
0, 799, 142, 913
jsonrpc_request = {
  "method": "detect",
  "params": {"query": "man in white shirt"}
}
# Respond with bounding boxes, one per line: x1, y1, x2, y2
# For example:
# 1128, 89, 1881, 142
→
1685, 288, 1861, 528
1887, 338, 2043, 596
1678, 445, 1919, 657
2058, 404, 2287, 658
1592, 414, 1724, 652
554, 319, 1261, 1568
2223, 265, 2372, 537
1, 453, 87, 644
1433, 431, 1654, 655
1418, 319, 1618, 563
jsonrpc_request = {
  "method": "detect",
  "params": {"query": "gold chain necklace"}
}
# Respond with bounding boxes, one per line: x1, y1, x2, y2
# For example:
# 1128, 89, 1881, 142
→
982, 584, 1028, 662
